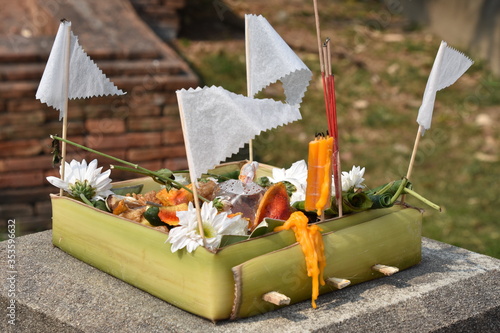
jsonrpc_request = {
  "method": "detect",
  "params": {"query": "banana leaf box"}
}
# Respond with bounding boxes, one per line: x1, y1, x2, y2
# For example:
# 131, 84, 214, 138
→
50, 162, 423, 321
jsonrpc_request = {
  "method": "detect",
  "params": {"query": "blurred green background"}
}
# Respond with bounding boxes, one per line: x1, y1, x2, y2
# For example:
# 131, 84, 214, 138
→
175, 0, 500, 258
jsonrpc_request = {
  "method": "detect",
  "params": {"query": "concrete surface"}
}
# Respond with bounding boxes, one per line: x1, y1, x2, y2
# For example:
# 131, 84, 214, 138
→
1, 231, 499, 332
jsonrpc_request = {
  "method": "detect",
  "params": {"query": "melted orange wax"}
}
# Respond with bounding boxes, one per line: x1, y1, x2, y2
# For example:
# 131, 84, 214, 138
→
274, 211, 326, 308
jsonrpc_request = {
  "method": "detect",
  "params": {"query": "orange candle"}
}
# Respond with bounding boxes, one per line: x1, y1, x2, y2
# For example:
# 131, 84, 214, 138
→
305, 135, 333, 216
305, 138, 320, 211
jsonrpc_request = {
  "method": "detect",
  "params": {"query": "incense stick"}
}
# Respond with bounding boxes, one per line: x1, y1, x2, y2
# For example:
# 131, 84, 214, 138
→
313, 1, 343, 217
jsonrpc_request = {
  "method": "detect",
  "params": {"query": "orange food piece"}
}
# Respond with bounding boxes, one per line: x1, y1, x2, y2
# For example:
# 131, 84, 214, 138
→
156, 186, 194, 206
252, 182, 291, 231
157, 203, 189, 226
274, 211, 326, 309
112, 200, 128, 215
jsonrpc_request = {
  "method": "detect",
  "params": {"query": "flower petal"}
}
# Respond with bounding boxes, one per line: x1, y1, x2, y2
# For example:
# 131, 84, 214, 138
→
46, 176, 70, 192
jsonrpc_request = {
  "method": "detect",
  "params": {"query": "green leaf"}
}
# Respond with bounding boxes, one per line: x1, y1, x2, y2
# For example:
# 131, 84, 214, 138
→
367, 193, 393, 208
219, 235, 249, 248
249, 218, 285, 238
111, 184, 144, 196
367, 179, 412, 196
255, 176, 271, 188
93, 199, 110, 212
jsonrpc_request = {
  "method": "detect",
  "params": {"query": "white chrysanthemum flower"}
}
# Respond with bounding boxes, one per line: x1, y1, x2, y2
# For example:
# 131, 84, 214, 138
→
342, 166, 366, 191
166, 201, 248, 253
268, 160, 308, 204
46, 159, 113, 201
332, 166, 366, 193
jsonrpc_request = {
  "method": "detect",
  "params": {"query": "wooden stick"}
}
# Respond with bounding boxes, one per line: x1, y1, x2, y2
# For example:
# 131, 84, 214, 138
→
59, 22, 72, 196
176, 93, 206, 245
245, 16, 254, 162
326, 277, 351, 289
312, 0, 325, 73
401, 125, 423, 204
248, 139, 253, 162
190, 181, 206, 245
372, 264, 399, 276
262, 291, 290, 306
406, 125, 423, 181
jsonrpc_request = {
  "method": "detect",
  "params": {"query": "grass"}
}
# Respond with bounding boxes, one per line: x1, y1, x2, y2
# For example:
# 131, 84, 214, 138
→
174, 0, 500, 258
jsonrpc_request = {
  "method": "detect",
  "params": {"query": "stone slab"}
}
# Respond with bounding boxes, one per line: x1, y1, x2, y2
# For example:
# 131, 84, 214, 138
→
1, 231, 499, 332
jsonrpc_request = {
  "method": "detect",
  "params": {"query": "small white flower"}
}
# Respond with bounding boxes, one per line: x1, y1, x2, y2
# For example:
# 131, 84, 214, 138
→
46, 159, 113, 201
166, 201, 248, 253
172, 173, 189, 185
332, 166, 366, 193
269, 160, 308, 204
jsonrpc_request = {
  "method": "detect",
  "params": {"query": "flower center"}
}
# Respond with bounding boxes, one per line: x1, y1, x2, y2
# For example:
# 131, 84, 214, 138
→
69, 179, 96, 201
202, 222, 217, 238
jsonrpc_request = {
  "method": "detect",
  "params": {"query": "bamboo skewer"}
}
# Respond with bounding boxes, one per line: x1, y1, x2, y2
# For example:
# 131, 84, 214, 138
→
401, 126, 423, 204
372, 264, 399, 276
406, 126, 423, 182
313, 0, 325, 73
262, 291, 291, 306
191, 182, 206, 246
326, 277, 351, 289
245, 17, 254, 162
59, 22, 72, 197
176, 95, 206, 245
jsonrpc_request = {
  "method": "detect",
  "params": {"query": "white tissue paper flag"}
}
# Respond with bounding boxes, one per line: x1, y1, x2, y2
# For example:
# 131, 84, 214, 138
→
417, 41, 473, 135
36, 21, 125, 120
177, 86, 302, 180
245, 14, 311, 105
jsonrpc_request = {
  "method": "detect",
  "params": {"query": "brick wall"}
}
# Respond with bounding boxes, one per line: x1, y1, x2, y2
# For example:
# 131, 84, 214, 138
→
0, 0, 197, 237
130, 0, 186, 40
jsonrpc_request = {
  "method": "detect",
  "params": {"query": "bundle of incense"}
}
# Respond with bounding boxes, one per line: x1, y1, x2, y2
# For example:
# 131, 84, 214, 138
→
305, 134, 334, 217
312, 0, 343, 216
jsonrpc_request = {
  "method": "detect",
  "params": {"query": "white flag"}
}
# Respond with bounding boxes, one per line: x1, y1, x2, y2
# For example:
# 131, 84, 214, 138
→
417, 41, 473, 135
177, 86, 301, 180
36, 21, 125, 120
245, 14, 311, 105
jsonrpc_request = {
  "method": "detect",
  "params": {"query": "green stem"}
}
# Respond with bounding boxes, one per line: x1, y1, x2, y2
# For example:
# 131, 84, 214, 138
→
52, 135, 148, 174
79, 193, 93, 206
110, 165, 151, 176
370, 180, 395, 195
111, 165, 210, 203
403, 187, 442, 211
52, 135, 212, 203
390, 178, 408, 205
202, 172, 233, 181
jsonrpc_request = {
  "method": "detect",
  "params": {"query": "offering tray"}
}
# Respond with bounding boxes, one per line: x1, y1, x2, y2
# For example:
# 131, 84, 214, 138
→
51, 162, 422, 321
